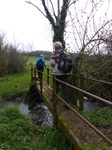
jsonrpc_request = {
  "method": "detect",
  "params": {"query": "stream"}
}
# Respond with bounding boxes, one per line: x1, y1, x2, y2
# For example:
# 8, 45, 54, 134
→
0, 95, 97, 129
0, 97, 53, 129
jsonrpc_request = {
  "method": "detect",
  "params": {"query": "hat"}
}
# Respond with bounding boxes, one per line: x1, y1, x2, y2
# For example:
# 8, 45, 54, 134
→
40, 54, 44, 58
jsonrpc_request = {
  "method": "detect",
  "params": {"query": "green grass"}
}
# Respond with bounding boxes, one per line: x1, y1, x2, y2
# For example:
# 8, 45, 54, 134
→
0, 57, 52, 97
28, 56, 37, 64
83, 106, 112, 127
0, 107, 71, 150
83, 106, 112, 146
0, 107, 39, 150
0, 70, 31, 97
83, 142, 109, 150
0, 57, 112, 150
0, 56, 71, 150
28, 56, 51, 67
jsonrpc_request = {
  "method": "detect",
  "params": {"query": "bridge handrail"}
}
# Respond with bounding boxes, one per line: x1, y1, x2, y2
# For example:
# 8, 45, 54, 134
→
39, 77, 112, 145
33, 67, 112, 106
55, 78, 112, 107
40, 68, 112, 105
35, 67, 112, 85
31, 66, 112, 146
70, 73, 112, 85
55, 93, 112, 146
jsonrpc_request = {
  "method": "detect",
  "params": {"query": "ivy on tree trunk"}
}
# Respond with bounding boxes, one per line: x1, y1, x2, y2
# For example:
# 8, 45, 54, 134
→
41, 0, 69, 49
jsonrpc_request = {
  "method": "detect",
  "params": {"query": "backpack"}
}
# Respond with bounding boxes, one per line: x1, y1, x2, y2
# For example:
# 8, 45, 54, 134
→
57, 51, 72, 73
37, 59, 43, 70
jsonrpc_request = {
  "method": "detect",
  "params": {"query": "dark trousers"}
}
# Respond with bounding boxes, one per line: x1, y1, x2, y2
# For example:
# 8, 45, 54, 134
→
38, 68, 43, 79
56, 75, 70, 103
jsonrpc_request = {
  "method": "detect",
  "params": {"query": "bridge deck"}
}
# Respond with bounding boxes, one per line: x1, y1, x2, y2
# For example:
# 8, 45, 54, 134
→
35, 80, 105, 149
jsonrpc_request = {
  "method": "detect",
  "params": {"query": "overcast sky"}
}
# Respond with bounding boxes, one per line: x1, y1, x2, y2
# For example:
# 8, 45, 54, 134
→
0, 0, 112, 52
0, 0, 53, 51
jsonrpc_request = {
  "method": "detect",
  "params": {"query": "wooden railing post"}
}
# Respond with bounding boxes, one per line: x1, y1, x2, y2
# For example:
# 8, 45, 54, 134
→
31, 66, 33, 83
40, 71, 43, 98
79, 74, 84, 111
53, 75, 57, 127
47, 68, 49, 85
34, 68, 36, 86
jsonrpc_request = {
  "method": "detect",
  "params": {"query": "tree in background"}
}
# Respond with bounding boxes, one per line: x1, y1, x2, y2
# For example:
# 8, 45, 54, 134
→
25, 0, 112, 81
67, 0, 112, 100
0, 34, 27, 76
25, 0, 75, 49
67, 0, 112, 79
0, 34, 8, 75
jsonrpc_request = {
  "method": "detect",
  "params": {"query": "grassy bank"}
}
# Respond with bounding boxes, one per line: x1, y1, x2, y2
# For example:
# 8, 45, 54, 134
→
0, 57, 71, 150
0, 71, 31, 97
0, 57, 51, 97
0, 107, 71, 150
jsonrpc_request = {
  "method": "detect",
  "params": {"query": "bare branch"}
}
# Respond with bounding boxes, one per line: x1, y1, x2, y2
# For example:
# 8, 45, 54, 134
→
85, 19, 112, 48
69, 0, 77, 8
49, 0, 57, 20
25, 1, 47, 18
41, 0, 56, 30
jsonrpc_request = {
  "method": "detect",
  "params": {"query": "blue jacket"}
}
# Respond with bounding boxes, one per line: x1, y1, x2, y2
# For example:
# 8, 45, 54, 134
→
36, 57, 46, 69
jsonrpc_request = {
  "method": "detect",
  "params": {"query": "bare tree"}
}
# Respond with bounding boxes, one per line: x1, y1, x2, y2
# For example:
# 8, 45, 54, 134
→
67, 0, 112, 78
0, 34, 8, 75
0, 33, 28, 75
65, 0, 112, 101
25, 0, 112, 80
25, 0, 77, 48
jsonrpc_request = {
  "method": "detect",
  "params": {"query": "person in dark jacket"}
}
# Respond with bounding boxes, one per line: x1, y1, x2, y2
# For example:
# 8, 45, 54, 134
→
50, 41, 70, 109
36, 54, 46, 79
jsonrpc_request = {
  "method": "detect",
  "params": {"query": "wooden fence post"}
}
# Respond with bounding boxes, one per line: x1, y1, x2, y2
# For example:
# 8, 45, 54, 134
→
53, 75, 57, 127
47, 68, 49, 85
40, 71, 43, 98
31, 66, 33, 83
34, 68, 36, 86
79, 74, 84, 111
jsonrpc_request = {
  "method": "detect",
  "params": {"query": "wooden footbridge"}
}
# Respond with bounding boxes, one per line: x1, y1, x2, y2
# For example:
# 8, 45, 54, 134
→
31, 66, 112, 149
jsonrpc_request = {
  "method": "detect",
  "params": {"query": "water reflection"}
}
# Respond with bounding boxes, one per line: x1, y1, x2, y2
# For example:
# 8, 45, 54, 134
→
0, 99, 53, 128
0, 99, 30, 116
0, 96, 98, 128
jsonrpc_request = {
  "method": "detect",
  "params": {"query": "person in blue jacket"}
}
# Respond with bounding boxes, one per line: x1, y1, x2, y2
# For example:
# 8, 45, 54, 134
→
36, 54, 46, 79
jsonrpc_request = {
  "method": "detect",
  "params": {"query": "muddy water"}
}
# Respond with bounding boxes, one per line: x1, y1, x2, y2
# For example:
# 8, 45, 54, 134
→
0, 98, 53, 129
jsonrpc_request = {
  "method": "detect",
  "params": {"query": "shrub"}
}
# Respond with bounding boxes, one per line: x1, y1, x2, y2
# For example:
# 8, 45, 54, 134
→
7, 45, 27, 73
0, 34, 28, 76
